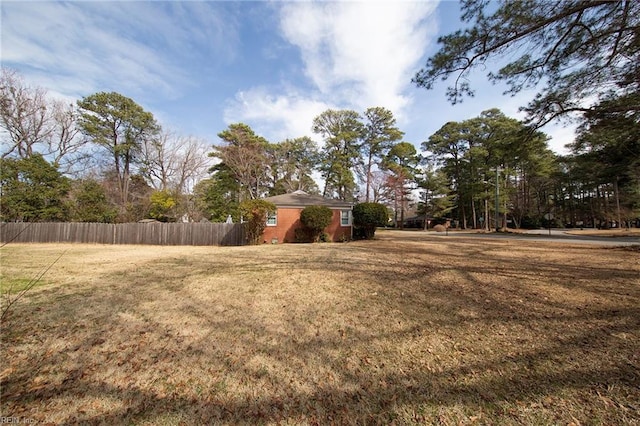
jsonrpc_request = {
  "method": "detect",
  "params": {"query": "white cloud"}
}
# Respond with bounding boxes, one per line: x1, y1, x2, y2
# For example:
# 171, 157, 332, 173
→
223, 87, 331, 142
1, 2, 234, 101
225, 1, 439, 141
279, 1, 437, 112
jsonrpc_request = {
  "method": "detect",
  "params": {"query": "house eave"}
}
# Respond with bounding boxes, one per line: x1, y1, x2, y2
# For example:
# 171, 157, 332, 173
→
273, 203, 353, 209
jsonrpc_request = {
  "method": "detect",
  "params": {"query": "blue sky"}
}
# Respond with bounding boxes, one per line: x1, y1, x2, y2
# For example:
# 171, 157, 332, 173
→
2, 0, 574, 155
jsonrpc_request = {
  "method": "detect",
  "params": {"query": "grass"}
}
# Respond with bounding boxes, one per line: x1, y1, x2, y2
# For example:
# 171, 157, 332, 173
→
1, 233, 639, 425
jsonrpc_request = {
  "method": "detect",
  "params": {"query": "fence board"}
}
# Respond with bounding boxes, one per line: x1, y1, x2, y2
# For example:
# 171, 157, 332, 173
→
0, 222, 246, 246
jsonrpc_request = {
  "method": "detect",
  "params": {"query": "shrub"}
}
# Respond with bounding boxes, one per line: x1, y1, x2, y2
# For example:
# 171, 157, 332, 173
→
433, 224, 446, 232
353, 203, 388, 240
239, 199, 276, 245
149, 190, 178, 222
294, 227, 311, 243
541, 217, 563, 229
521, 215, 542, 229
300, 205, 333, 242
71, 179, 117, 223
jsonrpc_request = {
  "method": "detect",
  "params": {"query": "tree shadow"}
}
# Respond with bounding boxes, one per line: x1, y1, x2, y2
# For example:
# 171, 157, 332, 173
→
1, 239, 639, 424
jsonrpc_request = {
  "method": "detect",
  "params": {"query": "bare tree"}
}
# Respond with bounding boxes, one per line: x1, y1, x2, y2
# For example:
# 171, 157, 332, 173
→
47, 100, 90, 174
368, 170, 392, 204
0, 68, 51, 159
141, 130, 212, 193
0, 68, 89, 175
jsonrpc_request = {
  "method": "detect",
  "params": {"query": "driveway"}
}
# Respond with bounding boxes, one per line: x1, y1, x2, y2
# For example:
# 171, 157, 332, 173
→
424, 228, 640, 247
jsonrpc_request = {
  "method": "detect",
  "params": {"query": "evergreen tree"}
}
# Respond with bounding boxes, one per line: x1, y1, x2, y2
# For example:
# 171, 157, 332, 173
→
212, 123, 269, 200
0, 154, 70, 221
312, 109, 364, 201
424, 109, 555, 229
413, 0, 640, 127
267, 137, 319, 195
382, 142, 419, 228
193, 163, 241, 223
70, 179, 116, 223
77, 92, 160, 218
360, 107, 404, 202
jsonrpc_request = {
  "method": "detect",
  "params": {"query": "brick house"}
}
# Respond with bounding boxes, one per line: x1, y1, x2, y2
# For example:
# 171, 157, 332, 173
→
262, 190, 353, 243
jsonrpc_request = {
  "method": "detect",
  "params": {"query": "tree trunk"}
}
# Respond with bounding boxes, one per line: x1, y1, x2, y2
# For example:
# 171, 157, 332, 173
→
365, 152, 373, 203
485, 198, 489, 231
614, 177, 621, 228
471, 197, 477, 229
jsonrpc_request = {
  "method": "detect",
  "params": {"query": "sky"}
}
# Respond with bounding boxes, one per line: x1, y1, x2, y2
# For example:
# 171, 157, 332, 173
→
1, 0, 576, 156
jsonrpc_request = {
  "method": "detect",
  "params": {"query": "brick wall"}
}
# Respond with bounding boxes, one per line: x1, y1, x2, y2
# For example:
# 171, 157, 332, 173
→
262, 207, 351, 243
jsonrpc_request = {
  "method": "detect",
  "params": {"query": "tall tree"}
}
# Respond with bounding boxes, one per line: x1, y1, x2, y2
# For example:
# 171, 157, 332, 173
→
266, 136, 319, 195
312, 109, 364, 200
48, 100, 87, 174
423, 120, 471, 227
417, 166, 454, 228
568, 103, 640, 227
0, 69, 88, 174
77, 92, 159, 216
413, 0, 640, 127
0, 68, 50, 159
360, 107, 404, 202
193, 163, 242, 223
212, 123, 269, 200
382, 142, 419, 228
424, 109, 554, 229
140, 130, 211, 193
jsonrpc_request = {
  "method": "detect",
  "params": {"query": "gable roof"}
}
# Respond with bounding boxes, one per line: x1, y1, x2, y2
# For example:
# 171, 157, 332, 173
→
263, 190, 353, 209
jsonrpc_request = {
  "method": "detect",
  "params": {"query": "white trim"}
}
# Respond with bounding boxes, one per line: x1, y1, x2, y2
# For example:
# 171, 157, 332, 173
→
266, 211, 277, 226
340, 210, 351, 227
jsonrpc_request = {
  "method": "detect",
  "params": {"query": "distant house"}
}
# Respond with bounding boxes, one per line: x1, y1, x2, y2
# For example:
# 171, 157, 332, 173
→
262, 190, 353, 243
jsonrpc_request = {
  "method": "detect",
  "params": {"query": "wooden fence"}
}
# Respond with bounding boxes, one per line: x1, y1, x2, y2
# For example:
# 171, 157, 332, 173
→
0, 222, 246, 246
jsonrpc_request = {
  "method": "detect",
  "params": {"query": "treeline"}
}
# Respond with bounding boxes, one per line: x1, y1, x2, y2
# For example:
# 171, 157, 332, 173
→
202, 108, 417, 223
413, 0, 640, 229
1, 69, 212, 223
1, 67, 638, 228
423, 108, 639, 229
0, 69, 414, 224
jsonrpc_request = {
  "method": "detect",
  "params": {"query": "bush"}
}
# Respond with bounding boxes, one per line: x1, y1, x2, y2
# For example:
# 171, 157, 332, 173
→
294, 227, 310, 243
300, 205, 333, 242
521, 215, 542, 229
433, 224, 446, 232
239, 199, 276, 245
353, 203, 388, 240
71, 179, 116, 223
148, 190, 178, 222
541, 217, 563, 229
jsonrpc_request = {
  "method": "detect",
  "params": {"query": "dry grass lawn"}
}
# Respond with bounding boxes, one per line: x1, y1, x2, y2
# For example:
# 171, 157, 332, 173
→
1, 231, 639, 425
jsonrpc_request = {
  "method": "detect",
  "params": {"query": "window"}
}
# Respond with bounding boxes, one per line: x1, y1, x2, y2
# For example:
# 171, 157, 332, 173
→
340, 210, 351, 226
266, 211, 277, 226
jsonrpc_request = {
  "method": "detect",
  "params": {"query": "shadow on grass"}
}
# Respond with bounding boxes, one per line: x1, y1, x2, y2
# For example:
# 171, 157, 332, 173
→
1, 239, 639, 424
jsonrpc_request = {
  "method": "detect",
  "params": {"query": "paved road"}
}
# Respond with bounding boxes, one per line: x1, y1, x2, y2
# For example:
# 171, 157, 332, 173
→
426, 229, 640, 247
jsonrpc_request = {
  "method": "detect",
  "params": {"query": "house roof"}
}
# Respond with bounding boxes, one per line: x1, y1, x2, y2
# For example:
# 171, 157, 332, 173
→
264, 190, 353, 209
